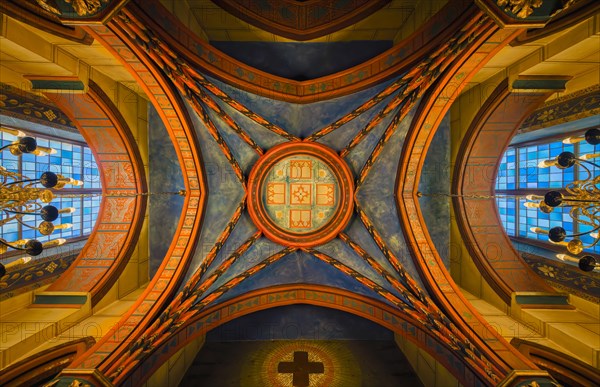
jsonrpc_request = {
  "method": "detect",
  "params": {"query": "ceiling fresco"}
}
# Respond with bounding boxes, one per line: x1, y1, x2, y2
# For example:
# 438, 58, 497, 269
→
175, 74, 426, 305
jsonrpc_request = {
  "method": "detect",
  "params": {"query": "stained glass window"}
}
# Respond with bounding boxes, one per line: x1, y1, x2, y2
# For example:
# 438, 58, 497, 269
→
495, 134, 600, 254
0, 130, 101, 244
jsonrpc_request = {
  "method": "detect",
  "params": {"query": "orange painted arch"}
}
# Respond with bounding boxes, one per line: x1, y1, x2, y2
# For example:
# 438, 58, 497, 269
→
117, 284, 500, 386
395, 18, 538, 376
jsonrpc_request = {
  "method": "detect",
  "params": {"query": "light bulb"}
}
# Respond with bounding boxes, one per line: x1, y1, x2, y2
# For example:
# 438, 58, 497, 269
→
42, 238, 67, 248
580, 153, 600, 160
562, 136, 583, 144
538, 159, 555, 168
0, 127, 26, 137
526, 195, 544, 201
530, 227, 547, 234
556, 254, 579, 264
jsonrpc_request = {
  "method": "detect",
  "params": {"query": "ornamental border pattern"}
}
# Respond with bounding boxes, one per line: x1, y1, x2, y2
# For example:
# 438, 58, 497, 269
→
521, 252, 600, 302
0, 251, 79, 300
519, 84, 600, 133
0, 83, 78, 133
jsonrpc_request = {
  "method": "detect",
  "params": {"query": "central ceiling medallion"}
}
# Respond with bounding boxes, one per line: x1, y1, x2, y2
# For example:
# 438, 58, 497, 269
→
248, 142, 354, 247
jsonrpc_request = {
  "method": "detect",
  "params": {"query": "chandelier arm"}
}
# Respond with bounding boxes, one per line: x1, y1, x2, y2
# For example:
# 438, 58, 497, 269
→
4, 178, 40, 187
4, 209, 42, 216
0, 239, 26, 251
14, 217, 40, 229
565, 225, 600, 238
561, 198, 600, 205
586, 238, 600, 249
573, 160, 594, 183
0, 213, 21, 228
577, 157, 600, 170
572, 216, 597, 229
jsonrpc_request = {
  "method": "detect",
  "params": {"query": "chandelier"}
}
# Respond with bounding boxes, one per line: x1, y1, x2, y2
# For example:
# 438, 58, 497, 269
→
526, 128, 600, 272
0, 126, 187, 277
0, 127, 82, 274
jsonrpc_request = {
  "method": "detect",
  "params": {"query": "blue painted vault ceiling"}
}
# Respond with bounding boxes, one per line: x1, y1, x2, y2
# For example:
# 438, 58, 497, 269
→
172, 73, 435, 309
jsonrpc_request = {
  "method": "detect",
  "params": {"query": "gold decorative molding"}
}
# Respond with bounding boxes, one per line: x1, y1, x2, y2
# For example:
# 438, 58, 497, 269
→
497, 0, 543, 19
35, 0, 108, 17
34, 0, 61, 15
476, 0, 577, 28
66, 0, 108, 16
497, 370, 560, 387
55, 369, 113, 387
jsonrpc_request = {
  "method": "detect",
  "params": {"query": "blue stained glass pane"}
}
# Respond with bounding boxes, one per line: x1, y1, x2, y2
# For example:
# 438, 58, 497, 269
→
0, 134, 101, 244
4, 232, 19, 241
496, 197, 516, 236
22, 153, 35, 162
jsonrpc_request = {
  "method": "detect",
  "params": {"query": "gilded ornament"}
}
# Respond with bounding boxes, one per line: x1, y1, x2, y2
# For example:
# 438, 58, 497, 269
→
38, 221, 55, 236
497, 0, 543, 19
35, 0, 108, 16
34, 0, 61, 15
66, 0, 108, 16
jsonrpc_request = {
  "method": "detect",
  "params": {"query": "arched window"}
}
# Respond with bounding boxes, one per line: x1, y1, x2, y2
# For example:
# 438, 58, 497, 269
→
496, 129, 600, 254
0, 129, 101, 245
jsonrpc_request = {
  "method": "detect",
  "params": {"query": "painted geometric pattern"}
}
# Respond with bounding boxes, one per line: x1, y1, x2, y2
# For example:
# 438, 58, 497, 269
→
262, 155, 338, 233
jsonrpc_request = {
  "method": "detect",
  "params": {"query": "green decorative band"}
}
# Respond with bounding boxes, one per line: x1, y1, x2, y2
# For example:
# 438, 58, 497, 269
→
34, 294, 88, 304
512, 78, 568, 90
30, 79, 85, 91
515, 294, 569, 305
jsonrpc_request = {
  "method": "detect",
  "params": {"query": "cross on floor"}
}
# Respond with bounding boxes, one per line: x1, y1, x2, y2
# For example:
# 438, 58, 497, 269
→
277, 350, 324, 387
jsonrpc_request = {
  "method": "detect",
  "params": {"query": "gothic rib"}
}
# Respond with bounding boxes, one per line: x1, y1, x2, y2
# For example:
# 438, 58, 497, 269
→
305, 11, 488, 176
68, 21, 206, 373
117, 285, 495, 386
354, 204, 426, 303
196, 87, 264, 155
189, 197, 248, 287
118, 8, 299, 142
353, 206, 508, 379
116, 13, 245, 185
353, 14, 490, 186
108, 245, 297, 383
126, 0, 475, 103
303, 247, 409, 309
338, 232, 503, 383
305, 78, 409, 141
303, 247, 501, 385
108, 230, 262, 381
395, 15, 540, 375
190, 95, 246, 185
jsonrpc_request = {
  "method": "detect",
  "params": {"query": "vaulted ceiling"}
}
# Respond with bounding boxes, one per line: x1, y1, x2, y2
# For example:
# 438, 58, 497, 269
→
0, 1, 598, 386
